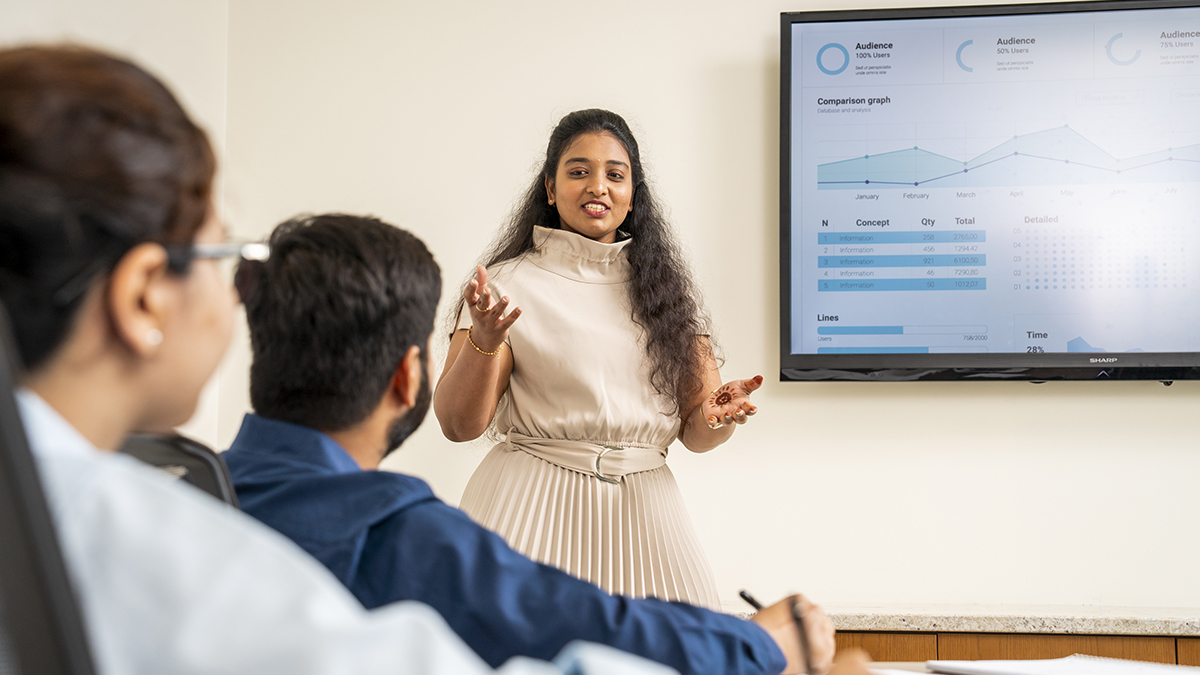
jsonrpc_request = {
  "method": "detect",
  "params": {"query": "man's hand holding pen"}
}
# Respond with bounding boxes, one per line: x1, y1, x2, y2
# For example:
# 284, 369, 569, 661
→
743, 591, 835, 674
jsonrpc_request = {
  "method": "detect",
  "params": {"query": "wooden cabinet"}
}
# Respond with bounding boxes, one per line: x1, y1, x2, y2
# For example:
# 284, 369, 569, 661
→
834, 632, 937, 662
1180, 638, 1200, 667
837, 632, 1188, 664
937, 633, 1175, 664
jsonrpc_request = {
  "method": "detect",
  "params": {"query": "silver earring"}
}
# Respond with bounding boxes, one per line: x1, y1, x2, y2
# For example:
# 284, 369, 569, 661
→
146, 329, 163, 346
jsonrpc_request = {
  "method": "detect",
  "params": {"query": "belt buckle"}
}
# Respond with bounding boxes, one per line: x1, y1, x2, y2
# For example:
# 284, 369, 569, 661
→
593, 446, 621, 485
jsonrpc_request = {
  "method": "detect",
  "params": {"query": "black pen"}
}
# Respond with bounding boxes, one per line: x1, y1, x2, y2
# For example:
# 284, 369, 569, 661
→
740, 589, 816, 675
739, 589, 764, 611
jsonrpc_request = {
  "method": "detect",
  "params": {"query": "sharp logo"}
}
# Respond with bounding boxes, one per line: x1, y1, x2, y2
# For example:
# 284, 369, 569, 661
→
1089, 357, 1118, 363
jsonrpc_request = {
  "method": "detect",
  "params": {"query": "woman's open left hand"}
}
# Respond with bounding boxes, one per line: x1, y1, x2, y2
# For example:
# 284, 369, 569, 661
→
702, 375, 762, 429
463, 265, 520, 353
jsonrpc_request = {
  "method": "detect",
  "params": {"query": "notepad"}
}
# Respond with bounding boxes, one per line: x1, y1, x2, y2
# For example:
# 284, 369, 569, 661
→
927, 654, 1200, 675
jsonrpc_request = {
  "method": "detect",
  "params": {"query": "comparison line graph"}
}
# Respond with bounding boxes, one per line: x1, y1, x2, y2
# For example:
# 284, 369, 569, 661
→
816, 125, 1200, 189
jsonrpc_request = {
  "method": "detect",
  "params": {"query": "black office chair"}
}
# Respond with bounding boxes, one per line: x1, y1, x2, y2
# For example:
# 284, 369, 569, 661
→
118, 433, 240, 508
0, 303, 98, 675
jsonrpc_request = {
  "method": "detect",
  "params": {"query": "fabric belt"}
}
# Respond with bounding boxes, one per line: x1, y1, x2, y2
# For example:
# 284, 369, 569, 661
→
502, 431, 667, 484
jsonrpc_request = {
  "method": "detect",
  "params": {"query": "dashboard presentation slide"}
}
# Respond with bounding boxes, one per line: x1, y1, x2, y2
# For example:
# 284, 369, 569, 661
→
789, 6, 1200, 357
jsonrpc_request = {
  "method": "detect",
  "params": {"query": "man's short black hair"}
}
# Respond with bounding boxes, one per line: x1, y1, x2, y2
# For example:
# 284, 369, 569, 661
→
243, 214, 441, 432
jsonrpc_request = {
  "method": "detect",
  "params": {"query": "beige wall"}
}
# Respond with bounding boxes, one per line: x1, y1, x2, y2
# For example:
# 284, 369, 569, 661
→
222, 0, 1200, 613
0, 0, 231, 443
7, 0, 1199, 615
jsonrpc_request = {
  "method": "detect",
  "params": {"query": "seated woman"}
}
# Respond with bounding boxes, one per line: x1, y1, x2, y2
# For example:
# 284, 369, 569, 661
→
0, 44, 670, 675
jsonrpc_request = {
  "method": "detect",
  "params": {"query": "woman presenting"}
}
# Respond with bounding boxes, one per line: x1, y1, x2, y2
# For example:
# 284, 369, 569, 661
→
435, 109, 762, 609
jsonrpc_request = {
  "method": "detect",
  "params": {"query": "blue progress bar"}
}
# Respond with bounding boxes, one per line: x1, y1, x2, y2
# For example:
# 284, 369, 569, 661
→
817, 347, 930, 354
817, 326, 903, 335
818, 279, 986, 291
817, 231, 985, 244
819, 254, 985, 268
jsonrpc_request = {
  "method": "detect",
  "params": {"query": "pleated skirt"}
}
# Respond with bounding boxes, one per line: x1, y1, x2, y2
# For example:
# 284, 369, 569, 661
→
459, 443, 721, 609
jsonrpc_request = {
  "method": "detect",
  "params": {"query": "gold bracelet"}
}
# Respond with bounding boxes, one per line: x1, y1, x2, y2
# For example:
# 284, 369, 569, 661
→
467, 327, 502, 357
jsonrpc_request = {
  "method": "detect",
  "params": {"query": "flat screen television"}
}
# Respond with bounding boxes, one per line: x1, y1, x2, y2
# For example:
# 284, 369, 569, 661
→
781, 0, 1200, 382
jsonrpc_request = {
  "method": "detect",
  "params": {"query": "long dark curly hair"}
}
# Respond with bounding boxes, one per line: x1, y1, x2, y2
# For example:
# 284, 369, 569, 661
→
453, 108, 715, 416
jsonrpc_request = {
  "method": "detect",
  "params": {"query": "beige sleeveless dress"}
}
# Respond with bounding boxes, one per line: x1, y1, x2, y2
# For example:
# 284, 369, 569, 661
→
457, 226, 720, 609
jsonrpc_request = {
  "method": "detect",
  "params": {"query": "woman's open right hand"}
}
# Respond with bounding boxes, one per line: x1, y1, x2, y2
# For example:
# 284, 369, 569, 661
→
464, 265, 521, 352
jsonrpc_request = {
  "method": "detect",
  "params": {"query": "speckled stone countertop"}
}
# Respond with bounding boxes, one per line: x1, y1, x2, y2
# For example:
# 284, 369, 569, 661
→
822, 604, 1200, 636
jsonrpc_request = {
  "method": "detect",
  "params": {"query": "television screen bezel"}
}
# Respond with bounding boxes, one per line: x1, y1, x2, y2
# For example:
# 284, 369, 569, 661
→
779, 0, 1200, 383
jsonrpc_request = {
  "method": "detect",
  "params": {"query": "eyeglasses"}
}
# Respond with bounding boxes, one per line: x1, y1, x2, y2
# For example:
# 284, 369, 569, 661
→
166, 241, 270, 271
174, 241, 271, 306
51, 238, 271, 308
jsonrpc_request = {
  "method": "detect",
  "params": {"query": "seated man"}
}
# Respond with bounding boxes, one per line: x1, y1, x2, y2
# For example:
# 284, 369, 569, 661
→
223, 213, 835, 675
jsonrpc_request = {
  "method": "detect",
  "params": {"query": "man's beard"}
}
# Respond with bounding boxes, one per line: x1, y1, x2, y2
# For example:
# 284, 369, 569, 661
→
383, 364, 432, 458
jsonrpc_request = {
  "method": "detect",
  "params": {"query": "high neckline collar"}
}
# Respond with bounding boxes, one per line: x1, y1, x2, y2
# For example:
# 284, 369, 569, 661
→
529, 226, 631, 283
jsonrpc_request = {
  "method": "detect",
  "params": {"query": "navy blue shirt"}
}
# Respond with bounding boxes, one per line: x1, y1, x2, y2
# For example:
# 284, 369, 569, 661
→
224, 414, 785, 675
